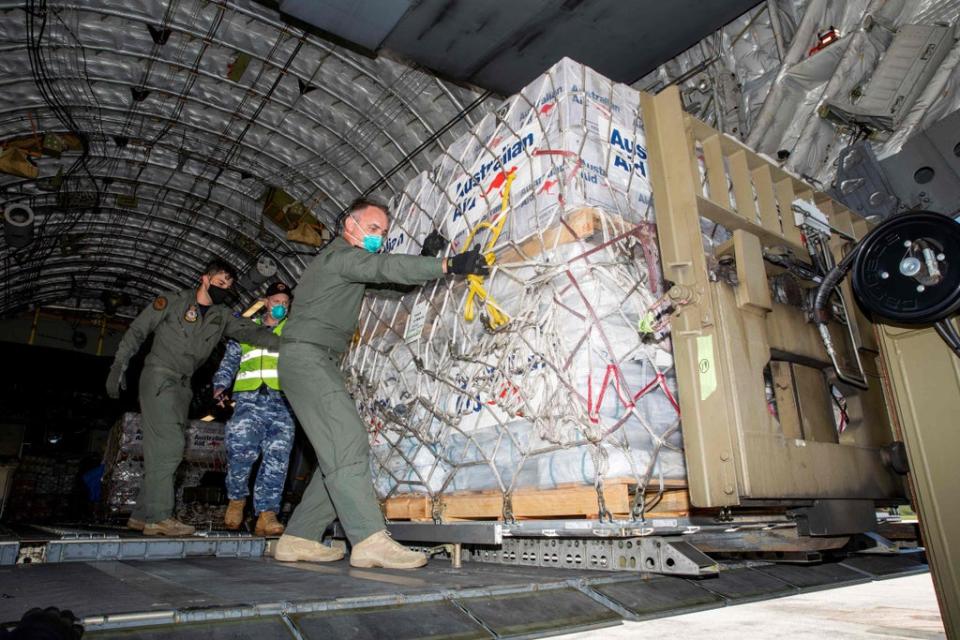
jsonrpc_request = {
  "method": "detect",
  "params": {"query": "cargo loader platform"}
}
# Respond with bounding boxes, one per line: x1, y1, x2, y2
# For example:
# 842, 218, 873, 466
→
0, 524, 929, 639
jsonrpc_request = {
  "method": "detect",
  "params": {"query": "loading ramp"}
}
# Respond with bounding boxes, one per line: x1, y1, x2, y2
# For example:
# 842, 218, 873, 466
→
0, 525, 929, 639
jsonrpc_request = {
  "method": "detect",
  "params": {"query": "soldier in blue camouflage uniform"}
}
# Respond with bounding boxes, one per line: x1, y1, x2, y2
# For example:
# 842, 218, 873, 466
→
212, 281, 295, 536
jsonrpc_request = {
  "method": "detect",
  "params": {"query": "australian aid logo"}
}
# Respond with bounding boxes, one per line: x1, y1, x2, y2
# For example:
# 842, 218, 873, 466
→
444, 122, 540, 249
608, 124, 649, 181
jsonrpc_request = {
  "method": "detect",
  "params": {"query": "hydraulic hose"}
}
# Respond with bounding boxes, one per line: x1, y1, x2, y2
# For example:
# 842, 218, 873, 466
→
812, 245, 859, 325
812, 244, 869, 388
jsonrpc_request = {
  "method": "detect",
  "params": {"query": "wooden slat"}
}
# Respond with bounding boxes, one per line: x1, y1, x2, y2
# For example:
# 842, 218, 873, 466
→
701, 134, 730, 208
633, 489, 691, 518
687, 115, 810, 188
773, 177, 805, 249
728, 149, 758, 223
449, 482, 633, 520
813, 191, 835, 208
795, 188, 815, 205
697, 195, 805, 255
383, 494, 433, 521
751, 164, 782, 236
382, 481, 691, 521
732, 230, 773, 312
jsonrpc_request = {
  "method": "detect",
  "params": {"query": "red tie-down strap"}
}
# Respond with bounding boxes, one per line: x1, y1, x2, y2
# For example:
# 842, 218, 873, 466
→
564, 251, 680, 428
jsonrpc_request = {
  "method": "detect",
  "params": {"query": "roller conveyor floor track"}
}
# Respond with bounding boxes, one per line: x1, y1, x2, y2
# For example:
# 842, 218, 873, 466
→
0, 551, 929, 639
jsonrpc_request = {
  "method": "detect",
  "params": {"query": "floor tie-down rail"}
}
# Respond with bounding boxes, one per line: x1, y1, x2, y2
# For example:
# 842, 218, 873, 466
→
354, 518, 825, 577
375, 517, 914, 577
1, 525, 264, 565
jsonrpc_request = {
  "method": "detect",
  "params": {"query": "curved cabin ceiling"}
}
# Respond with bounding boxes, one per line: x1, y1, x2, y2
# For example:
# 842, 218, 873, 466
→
0, 0, 758, 319
0, 0, 493, 317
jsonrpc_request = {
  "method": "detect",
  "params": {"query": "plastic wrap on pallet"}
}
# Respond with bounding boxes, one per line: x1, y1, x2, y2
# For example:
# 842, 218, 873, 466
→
102, 412, 227, 521
111, 412, 226, 465
345, 58, 687, 508
5, 456, 82, 522
103, 458, 143, 513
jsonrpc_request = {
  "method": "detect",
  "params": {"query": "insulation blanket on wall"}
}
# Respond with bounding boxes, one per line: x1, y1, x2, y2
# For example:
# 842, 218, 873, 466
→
345, 58, 688, 506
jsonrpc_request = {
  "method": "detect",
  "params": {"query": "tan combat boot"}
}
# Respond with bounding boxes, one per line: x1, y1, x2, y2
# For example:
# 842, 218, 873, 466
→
349, 530, 427, 569
143, 518, 196, 537
274, 534, 345, 563
254, 511, 285, 536
126, 517, 145, 532
224, 499, 245, 530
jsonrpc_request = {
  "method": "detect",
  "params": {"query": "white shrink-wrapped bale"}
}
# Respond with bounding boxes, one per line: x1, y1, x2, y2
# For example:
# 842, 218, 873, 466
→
345, 58, 686, 512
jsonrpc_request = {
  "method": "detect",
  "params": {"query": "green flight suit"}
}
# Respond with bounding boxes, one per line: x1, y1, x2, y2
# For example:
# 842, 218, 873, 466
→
109, 288, 280, 523
280, 237, 444, 544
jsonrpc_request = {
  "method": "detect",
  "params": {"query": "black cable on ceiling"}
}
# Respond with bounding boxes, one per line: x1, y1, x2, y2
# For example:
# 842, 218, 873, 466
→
332, 88, 494, 233
130, 1, 230, 278
15, 0, 101, 308
144, 30, 306, 281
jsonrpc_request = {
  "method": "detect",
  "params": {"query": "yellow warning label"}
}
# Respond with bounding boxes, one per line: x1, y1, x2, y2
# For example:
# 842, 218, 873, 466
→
696, 335, 717, 400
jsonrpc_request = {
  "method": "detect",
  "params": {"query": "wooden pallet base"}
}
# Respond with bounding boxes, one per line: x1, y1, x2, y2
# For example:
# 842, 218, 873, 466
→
382, 480, 689, 522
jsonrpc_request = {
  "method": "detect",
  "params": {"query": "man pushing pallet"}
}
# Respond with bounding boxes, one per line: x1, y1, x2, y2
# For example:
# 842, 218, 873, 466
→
273, 198, 486, 569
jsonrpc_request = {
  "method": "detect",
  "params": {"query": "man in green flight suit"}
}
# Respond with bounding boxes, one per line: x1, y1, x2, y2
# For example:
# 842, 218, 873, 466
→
106, 258, 281, 537
274, 198, 487, 568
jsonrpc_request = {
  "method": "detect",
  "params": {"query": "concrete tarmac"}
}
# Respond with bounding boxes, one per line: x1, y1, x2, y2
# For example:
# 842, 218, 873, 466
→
563, 573, 945, 639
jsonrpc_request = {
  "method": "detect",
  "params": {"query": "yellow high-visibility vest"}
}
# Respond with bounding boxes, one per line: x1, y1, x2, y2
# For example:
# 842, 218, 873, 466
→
233, 318, 285, 392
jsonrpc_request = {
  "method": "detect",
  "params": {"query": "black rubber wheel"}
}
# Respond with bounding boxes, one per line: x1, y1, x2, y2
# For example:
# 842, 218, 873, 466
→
851, 211, 960, 324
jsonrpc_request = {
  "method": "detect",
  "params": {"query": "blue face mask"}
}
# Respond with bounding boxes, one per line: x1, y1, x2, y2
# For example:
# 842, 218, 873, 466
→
350, 215, 384, 253
362, 234, 383, 253
270, 304, 287, 320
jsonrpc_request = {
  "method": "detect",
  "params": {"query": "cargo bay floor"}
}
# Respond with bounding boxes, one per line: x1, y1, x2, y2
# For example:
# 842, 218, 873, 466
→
0, 526, 931, 640
559, 573, 945, 639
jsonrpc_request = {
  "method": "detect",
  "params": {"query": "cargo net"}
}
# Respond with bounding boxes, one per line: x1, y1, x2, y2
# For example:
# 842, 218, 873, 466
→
101, 412, 228, 528
344, 58, 690, 522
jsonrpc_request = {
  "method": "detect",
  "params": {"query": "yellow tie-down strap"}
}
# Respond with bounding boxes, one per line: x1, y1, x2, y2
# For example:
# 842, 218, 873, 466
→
462, 172, 515, 330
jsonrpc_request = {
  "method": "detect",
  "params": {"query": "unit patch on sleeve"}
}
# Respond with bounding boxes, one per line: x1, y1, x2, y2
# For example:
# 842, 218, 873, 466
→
153, 296, 168, 311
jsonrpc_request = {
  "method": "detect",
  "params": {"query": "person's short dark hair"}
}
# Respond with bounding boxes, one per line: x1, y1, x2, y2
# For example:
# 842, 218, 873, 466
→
203, 258, 238, 282
347, 197, 390, 217
335, 198, 391, 236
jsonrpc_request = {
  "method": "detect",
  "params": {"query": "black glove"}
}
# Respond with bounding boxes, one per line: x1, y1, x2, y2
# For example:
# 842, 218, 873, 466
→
420, 229, 448, 257
447, 245, 489, 276
8, 607, 83, 639
105, 363, 126, 400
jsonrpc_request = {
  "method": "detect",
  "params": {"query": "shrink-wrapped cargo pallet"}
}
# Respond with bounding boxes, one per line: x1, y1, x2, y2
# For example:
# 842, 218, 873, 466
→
102, 412, 228, 526
5, 456, 82, 522
345, 58, 699, 521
